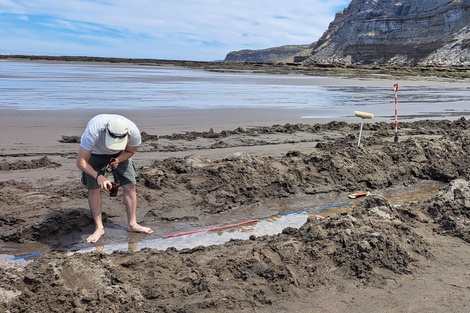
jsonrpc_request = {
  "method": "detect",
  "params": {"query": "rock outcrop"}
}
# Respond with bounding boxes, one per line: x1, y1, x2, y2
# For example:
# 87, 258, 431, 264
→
309, 0, 470, 67
224, 44, 310, 63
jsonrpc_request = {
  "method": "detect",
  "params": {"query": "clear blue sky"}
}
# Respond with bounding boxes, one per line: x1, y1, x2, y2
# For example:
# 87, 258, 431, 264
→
0, 0, 350, 61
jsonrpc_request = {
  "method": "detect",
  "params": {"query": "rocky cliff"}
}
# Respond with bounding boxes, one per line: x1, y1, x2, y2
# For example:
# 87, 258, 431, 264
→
309, 0, 470, 67
225, 0, 470, 67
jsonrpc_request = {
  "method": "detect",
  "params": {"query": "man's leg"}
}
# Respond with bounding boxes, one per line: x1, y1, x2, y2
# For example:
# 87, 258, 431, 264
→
122, 184, 153, 234
87, 188, 106, 243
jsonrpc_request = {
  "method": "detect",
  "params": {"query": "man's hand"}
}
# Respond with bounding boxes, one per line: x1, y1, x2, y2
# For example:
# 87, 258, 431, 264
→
97, 175, 112, 191
111, 146, 137, 169
110, 158, 119, 169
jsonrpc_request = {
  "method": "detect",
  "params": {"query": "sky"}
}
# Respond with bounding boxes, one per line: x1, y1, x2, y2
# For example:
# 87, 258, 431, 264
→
0, 0, 350, 61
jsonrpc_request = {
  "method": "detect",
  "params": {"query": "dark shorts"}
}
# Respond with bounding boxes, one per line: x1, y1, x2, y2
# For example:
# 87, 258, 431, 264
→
81, 154, 138, 190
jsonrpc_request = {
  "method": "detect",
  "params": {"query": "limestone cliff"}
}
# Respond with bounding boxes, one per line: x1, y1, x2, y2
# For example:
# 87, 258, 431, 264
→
224, 0, 470, 67
309, 0, 470, 67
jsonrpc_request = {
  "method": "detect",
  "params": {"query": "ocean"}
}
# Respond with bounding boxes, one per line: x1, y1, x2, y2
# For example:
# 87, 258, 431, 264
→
1, 60, 469, 119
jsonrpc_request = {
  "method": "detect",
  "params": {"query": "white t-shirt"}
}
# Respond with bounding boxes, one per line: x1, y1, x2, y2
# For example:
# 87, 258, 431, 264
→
80, 114, 141, 155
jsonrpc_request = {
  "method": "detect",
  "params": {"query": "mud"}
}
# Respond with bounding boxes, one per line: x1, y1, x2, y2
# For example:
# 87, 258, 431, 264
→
1, 117, 470, 312
0, 156, 61, 171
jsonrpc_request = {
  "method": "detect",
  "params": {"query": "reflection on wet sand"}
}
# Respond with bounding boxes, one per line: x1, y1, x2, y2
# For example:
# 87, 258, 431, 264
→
74, 213, 309, 256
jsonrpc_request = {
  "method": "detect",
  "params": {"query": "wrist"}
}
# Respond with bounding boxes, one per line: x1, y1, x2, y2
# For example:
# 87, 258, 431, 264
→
96, 173, 103, 181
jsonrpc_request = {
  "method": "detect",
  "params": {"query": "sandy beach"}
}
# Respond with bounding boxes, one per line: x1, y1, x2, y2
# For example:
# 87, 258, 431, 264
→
1, 78, 470, 312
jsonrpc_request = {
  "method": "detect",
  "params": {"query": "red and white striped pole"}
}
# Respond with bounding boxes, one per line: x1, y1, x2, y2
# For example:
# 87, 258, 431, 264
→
393, 83, 399, 143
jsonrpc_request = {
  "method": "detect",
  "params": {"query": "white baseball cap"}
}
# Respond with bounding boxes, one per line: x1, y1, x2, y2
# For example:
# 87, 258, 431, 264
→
105, 117, 129, 150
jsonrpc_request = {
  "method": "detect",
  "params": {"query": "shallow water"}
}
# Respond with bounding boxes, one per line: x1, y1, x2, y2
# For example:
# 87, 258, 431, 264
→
1, 60, 469, 120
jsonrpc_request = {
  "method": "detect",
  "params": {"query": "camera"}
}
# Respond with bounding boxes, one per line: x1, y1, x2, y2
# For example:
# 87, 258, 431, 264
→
109, 182, 120, 197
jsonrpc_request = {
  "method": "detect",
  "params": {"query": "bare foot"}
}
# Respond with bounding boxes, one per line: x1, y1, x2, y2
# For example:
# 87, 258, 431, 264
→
86, 228, 105, 243
128, 224, 154, 235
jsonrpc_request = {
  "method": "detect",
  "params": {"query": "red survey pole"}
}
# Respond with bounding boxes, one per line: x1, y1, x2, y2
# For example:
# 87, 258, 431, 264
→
393, 84, 399, 143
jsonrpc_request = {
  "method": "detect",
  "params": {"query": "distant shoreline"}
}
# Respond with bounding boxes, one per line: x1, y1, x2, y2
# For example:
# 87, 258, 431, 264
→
1, 54, 470, 81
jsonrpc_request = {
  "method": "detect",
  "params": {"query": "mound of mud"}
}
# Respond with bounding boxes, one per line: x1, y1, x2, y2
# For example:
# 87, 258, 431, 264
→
1, 209, 94, 245
0, 156, 60, 171
422, 179, 470, 242
58, 135, 81, 143
293, 195, 429, 280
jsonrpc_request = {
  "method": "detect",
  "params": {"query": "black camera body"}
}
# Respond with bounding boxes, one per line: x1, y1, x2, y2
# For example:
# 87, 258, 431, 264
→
109, 182, 120, 197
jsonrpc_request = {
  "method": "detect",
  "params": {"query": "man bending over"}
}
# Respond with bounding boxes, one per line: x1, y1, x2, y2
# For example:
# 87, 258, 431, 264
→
76, 114, 153, 243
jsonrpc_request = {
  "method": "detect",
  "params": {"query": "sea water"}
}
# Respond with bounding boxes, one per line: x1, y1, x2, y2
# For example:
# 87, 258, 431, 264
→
1, 60, 469, 119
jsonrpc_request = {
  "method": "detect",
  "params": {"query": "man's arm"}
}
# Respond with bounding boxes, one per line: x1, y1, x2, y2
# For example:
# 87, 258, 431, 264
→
110, 146, 137, 168
76, 147, 96, 177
